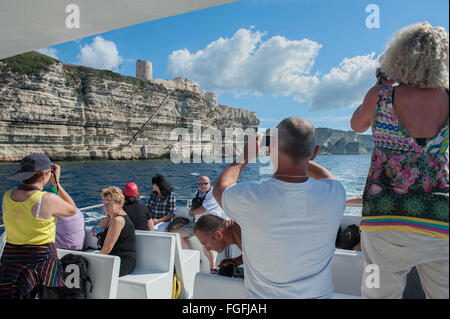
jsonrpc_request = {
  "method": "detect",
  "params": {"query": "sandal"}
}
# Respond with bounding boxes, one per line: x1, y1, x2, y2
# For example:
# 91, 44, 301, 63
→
210, 268, 218, 274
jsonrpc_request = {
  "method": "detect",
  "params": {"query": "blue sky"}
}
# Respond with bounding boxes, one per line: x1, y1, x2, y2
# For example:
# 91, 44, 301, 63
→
39, 0, 449, 132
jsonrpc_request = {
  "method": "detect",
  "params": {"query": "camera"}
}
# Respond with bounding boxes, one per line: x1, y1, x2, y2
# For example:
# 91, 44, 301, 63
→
218, 259, 235, 277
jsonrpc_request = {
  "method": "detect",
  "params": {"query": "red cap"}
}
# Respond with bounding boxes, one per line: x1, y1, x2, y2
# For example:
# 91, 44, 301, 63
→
123, 182, 138, 197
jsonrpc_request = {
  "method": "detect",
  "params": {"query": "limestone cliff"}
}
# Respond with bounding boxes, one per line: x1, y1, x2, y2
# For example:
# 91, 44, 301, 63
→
315, 128, 374, 155
0, 52, 259, 161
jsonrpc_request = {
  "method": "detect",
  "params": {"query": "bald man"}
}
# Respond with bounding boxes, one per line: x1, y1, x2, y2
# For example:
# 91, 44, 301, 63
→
189, 176, 229, 273
189, 176, 228, 222
213, 117, 346, 298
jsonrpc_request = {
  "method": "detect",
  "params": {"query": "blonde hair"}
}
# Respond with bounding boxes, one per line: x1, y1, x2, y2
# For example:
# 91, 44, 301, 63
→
380, 22, 449, 88
102, 186, 125, 206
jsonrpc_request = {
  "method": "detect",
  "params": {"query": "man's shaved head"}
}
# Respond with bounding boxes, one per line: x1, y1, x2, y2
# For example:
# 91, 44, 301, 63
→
276, 117, 316, 160
198, 176, 210, 183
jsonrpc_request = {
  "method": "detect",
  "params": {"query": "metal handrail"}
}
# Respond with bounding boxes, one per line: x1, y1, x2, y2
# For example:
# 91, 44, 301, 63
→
0, 197, 194, 231
1, 198, 360, 231
79, 204, 104, 212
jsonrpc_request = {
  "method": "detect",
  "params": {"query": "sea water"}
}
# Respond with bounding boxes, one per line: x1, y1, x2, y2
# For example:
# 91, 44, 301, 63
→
0, 154, 371, 228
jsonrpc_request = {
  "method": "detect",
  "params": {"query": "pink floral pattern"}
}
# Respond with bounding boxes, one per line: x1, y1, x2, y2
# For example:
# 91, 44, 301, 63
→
363, 85, 449, 223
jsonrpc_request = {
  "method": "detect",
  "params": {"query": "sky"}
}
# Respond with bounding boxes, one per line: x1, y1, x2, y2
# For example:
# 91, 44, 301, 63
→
37, 0, 449, 133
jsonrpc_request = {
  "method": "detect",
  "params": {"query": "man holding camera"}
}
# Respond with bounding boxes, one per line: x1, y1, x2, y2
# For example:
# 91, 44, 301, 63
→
213, 117, 346, 298
189, 176, 228, 223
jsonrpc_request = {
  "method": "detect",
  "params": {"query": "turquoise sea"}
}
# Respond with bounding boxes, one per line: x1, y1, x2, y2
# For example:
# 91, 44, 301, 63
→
0, 154, 371, 228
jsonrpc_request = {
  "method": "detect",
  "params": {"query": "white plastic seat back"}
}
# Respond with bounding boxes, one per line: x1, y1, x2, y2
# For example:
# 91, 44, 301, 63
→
193, 272, 245, 299
57, 249, 120, 299
135, 232, 174, 272
117, 232, 176, 299
331, 249, 363, 297
136, 230, 200, 299
175, 206, 191, 219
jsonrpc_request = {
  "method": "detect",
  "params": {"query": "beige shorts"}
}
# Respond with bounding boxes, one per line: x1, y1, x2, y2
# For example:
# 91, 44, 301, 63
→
361, 230, 449, 299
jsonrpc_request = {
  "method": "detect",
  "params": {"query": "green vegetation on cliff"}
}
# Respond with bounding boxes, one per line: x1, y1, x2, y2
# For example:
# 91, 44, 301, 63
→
1, 51, 59, 75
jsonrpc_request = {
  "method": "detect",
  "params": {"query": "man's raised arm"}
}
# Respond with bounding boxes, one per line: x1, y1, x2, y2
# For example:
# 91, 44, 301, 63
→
213, 161, 247, 209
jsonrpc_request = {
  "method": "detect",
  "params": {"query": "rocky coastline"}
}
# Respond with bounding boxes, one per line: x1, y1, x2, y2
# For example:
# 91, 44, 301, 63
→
0, 52, 259, 161
0, 52, 373, 162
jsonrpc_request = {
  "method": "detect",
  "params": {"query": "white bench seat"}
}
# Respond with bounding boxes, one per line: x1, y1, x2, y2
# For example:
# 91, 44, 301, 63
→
117, 271, 171, 299
193, 272, 245, 299
136, 230, 200, 299
193, 249, 365, 299
117, 232, 176, 299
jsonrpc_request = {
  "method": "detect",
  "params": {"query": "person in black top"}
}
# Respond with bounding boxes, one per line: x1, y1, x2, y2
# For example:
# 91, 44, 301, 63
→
96, 186, 136, 277
122, 182, 153, 231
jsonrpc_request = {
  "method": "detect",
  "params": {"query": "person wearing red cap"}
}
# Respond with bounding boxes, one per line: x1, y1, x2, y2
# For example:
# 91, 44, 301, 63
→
122, 182, 153, 231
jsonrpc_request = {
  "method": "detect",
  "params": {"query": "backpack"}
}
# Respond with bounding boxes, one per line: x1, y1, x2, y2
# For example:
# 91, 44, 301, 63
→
339, 224, 361, 250
58, 254, 93, 299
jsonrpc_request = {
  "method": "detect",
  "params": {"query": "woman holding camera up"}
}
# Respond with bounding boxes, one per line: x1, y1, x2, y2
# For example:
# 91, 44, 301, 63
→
351, 23, 449, 299
0, 153, 77, 299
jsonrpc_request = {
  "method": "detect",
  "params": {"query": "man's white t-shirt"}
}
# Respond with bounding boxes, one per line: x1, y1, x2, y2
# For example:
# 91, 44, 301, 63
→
194, 187, 229, 223
222, 177, 345, 299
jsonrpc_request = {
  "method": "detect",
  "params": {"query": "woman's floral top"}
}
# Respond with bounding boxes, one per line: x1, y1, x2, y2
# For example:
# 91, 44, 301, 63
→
361, 85, 449, 239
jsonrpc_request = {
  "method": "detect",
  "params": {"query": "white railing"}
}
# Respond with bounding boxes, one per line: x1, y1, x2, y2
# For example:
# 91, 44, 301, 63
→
0, 197, 194, 231
0, 198, 359, 231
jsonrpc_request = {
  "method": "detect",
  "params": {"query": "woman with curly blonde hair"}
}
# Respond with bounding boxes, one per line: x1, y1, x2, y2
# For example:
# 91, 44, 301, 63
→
351, 22, 449, 299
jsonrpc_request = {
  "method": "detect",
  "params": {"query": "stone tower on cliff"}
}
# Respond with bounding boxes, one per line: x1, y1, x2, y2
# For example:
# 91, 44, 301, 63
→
136, 60, 152, 80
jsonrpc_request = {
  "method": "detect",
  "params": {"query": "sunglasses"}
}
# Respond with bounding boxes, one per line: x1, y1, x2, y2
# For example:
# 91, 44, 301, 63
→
198, 182, 209, 186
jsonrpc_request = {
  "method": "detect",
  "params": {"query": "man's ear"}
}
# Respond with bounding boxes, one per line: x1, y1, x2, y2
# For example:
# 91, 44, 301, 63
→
310, 145, 320, 161
213, 230, 223, 240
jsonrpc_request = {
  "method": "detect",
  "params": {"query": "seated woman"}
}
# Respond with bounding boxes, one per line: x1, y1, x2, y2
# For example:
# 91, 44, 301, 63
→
95, 186, 136, 277
47, 186, 86, 251
122, 182, 153, 231
147, 174, 176, 232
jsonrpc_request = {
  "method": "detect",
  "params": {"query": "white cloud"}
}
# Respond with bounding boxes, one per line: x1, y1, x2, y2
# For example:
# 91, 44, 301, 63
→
308, 53, 379, 110
77, 36, 123, 71
167, 27, 379, 110
36, 48, 58, 60
167, 28, 321, 100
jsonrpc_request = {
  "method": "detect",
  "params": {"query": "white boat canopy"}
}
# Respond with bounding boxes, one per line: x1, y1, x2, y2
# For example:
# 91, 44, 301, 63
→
0, 0, 237, 59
